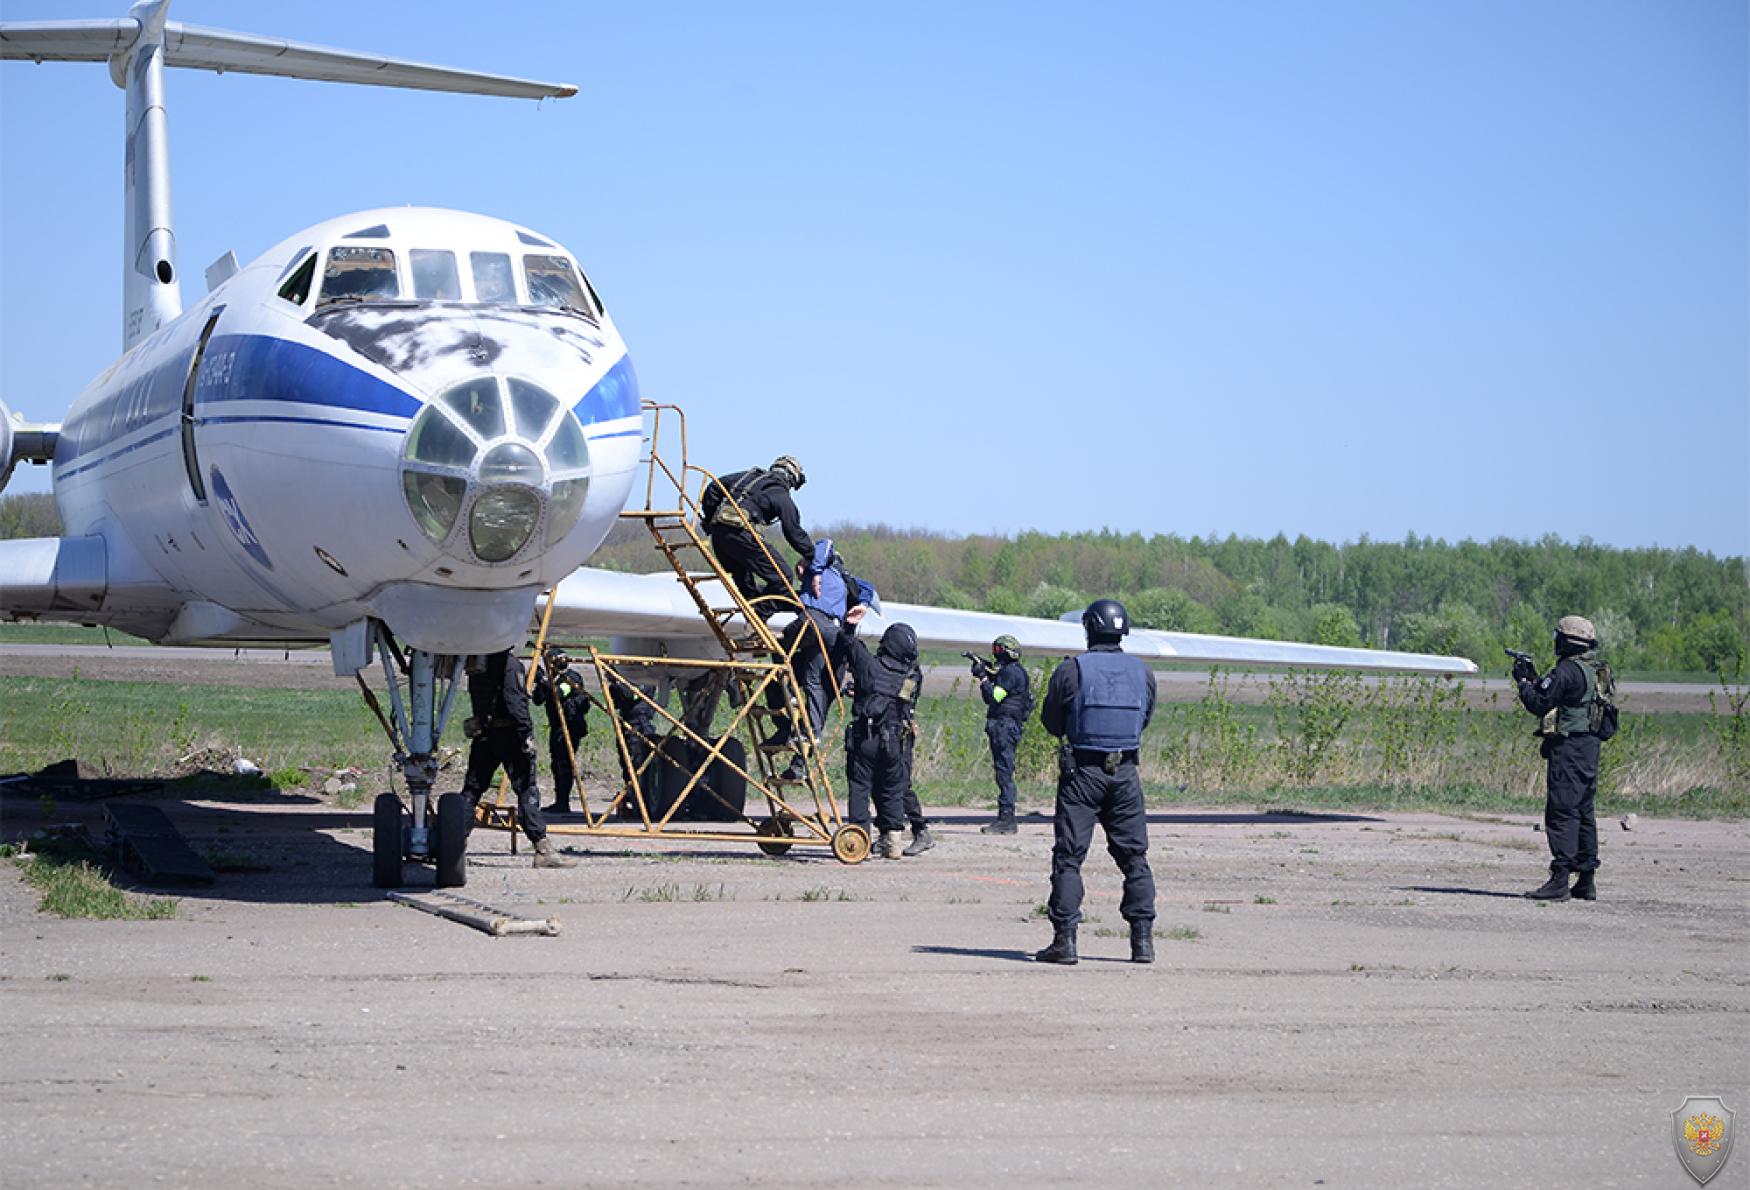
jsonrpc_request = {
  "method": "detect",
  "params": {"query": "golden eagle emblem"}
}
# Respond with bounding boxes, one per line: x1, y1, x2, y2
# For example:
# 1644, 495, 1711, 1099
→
1686, 1113, 1725, 1158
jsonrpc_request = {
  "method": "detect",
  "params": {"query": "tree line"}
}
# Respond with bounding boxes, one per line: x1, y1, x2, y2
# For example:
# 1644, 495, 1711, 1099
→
592, 518, 1747, 677
5, 492, 1742, 677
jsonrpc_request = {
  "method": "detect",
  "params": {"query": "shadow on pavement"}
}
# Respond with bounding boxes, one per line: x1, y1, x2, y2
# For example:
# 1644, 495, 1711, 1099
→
911, 945, 1036, 963
1396, 885, 1527, 901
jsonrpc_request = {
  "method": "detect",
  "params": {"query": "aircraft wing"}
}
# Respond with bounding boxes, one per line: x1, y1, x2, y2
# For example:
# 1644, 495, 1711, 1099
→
542, 568, 1478, 675
0, 19, 574, 99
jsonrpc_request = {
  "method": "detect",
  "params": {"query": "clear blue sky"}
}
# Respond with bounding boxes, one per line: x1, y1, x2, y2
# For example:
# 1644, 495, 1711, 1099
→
3, 0, 1745, 555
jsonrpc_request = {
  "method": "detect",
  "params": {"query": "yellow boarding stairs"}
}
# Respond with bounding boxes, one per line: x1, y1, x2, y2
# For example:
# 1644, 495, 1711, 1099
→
473, 401, 870, 864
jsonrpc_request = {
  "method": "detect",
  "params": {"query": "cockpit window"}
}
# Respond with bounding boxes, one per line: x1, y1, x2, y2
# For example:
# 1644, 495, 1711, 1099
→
524, 255, 590, 313
320, 246, 400, 305
277, 253, 317, 306
470, 252, 518, 304
410, 249, 461, 301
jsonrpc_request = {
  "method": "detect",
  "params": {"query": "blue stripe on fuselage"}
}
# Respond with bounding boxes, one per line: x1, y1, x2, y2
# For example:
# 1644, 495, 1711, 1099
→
55, 334, 640, 480
201, 334, 423, 419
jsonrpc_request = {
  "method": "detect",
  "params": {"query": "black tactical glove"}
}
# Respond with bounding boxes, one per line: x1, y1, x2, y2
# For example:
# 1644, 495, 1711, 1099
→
1511, 656, 1536, 684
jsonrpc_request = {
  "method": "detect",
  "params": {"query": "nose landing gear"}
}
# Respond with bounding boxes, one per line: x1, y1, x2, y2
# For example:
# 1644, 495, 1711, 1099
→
349, 624, 469, 888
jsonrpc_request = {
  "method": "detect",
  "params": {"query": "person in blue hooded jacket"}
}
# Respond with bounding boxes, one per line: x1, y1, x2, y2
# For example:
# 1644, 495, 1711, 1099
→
764, 539, 858, 762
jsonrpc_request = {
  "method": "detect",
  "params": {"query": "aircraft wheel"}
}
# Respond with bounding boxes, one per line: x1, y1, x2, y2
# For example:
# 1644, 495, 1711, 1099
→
434, 792, 468, 889
372, 793, 404, 888
831, 823, 871, 865
754, 815, 794, 857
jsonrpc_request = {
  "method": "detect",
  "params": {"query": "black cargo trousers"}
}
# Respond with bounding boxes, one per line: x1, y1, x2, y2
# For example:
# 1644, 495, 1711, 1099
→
460, 727, 547, 842
1047, 753, 1155, 929
845, 718, 909, 832
1542, 732, 1601, 876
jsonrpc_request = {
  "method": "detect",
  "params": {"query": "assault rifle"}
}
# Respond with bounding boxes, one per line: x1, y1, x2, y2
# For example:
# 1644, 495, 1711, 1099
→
962, 651, 996, 680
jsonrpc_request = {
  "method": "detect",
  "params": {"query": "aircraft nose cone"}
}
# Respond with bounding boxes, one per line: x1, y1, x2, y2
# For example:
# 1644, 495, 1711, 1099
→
399, 373, 591, 567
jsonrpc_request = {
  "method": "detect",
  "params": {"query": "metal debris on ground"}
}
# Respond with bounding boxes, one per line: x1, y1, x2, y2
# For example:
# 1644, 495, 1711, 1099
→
388, 890, 561, 937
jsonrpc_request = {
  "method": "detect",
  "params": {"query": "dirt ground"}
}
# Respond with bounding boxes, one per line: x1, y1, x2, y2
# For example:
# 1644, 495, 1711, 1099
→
1, 789, 1745, 1188
0, 642, 1729, 712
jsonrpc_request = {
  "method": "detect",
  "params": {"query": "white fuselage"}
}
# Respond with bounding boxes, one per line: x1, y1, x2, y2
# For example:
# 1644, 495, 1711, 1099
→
51, 206, 641, 654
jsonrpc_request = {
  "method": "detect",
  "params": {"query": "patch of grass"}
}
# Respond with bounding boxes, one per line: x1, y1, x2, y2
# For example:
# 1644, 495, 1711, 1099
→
1202, 903, 1231, 913
799, 886, 858, 902
1254, 894, 1277, 904
191, 975, 211, 983
1030, 903, 1049, 917
269, 766, 309, 788
333, 785, 367, 810
1093, 926, 1121, 938
624, 883, 680, 903
46, 973, 71, 982
1164, 925, 1201, 941
691, 883, 731, 902
13, 837, 177, 920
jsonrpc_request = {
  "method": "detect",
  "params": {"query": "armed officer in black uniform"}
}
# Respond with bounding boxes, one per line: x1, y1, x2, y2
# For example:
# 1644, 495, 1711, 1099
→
1514, 615, 1613, 902
700, 455, 813, 606
1036, 599, 1157, 965
459, 650, 576, 869
533, 649, 590, 816
976, 634, 1032, 835
840, 622, 924, 861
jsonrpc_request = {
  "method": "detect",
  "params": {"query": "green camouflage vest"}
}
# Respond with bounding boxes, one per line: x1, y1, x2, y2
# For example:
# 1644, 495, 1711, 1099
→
1543, 650, 1601, 738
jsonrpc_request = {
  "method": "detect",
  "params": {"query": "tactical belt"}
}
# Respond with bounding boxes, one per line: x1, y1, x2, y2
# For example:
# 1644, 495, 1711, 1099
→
1072, 748, 1139, 772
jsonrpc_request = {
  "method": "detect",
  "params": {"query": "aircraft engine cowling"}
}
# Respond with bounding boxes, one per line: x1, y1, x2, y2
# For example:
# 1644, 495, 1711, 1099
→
0, 399, 15, 492
0, 398, 61, 493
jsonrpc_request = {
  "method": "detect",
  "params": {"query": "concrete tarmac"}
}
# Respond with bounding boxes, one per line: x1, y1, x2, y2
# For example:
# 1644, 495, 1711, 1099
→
2, 792, 1745, 1188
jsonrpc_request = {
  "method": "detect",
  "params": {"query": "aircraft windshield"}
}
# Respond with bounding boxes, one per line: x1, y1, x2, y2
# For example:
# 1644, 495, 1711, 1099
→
471, 252, 518, 304
320, 246, 400, 305
524, 255, 590, 312
410, 249, 461, 301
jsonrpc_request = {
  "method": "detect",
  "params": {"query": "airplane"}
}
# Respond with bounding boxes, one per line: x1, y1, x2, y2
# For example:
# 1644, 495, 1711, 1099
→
0, 3, 1475, 889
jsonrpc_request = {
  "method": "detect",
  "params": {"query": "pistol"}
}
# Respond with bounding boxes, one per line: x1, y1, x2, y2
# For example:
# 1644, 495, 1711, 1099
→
1504, 647, 1537, 681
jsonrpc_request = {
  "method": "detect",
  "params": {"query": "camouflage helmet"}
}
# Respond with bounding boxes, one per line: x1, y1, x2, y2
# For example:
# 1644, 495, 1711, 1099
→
769, 455, 806, 490
992, 634, 1021, 661
547, 648, 571, 669
1555, 615, 1597, 644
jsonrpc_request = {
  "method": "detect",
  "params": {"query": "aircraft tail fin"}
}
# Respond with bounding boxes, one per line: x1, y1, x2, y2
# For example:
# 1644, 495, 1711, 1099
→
2, 3, 575, 353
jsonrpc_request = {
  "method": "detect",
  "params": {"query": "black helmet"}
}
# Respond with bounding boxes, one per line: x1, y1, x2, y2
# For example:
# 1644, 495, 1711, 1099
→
1082, 598, 1130, 644
878, 622, 918, 666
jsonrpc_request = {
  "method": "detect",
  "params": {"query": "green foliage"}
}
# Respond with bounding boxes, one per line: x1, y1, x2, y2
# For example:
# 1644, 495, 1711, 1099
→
1268, 669, 1365, 785
0, 492, 61, 538
13, 837, 178, 920
1129, 588, 1220, 633
1707, 663, 1750, 791
1156, 671, 1264, 789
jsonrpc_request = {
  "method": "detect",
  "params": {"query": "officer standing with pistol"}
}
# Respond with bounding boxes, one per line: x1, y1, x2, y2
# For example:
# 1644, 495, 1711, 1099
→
971, 635, 1032, 834
1511, 615, 1615, 902
1035, 599, 1157, 965
533, 649, 590, 817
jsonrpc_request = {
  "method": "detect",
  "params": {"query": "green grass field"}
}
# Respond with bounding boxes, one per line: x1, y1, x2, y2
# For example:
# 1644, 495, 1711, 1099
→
2, 669, 1742, 819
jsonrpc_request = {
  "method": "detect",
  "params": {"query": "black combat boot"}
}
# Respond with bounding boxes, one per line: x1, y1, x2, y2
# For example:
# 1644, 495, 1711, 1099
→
1570, 871, 1596, 900
902, 827, 936, 857
1035, 924, 1078, 965
1129, 920, 1155, 964
1524, 871, 1570, 901
980, 814, 1017, 835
